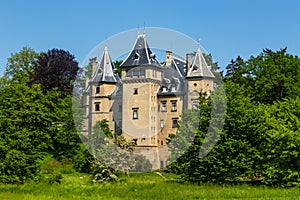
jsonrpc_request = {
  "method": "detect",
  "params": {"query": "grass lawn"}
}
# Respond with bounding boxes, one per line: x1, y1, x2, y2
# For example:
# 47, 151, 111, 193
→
0, 172, 299, 200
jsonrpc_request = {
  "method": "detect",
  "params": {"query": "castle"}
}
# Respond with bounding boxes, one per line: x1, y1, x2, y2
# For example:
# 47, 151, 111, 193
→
83, 33, 215, 169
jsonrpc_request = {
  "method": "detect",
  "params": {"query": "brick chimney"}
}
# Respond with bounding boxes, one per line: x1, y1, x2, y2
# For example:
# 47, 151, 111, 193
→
186, 53, 191, 75
165, 50, 172, 67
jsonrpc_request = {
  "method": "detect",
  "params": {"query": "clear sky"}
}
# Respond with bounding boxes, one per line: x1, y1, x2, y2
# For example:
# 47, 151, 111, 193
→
1, 0, 300, 74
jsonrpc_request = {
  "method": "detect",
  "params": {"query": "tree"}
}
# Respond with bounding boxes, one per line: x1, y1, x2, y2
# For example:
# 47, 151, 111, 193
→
225, 56, 244, 81
0, 84, 64, 183
226, 48, 300, 104
0, 47, 38, 86
113, 60, 123, 77
30, 48, 80, 97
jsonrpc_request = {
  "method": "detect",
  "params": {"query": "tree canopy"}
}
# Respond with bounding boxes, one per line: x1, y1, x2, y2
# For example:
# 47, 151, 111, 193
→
30, 48, 80, 97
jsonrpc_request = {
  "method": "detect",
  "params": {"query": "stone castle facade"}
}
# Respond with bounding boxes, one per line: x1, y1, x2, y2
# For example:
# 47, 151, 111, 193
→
83, 33, 215, 169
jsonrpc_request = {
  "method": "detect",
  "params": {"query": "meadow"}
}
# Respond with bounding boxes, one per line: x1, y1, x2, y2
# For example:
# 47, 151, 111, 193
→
0, 172, 300, 200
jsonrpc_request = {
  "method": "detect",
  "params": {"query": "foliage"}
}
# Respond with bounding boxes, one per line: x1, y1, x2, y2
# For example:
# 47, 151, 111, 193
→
0, 84, 62, 183
29, 48, 80, 98
225, 48, 300, 104
169, 74, 300, 187
132, 155, 152, 172
114, 60, 122, 77
0, 47, 39, 86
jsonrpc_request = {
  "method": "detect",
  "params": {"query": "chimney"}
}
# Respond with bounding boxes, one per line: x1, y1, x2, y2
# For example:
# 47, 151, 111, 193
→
165, 50, 172, 66
92, 59, 97, 76
186, 53, 191, 75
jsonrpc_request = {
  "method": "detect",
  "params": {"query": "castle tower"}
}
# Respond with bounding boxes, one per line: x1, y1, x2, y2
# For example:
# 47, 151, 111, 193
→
120, 33, 163, 169
86, 47, 120, 134
186, 48, 215, 109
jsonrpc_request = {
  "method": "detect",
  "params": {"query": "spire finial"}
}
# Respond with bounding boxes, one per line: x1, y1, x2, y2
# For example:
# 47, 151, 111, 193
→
197, 38, 201, 49
143, 22, 146, 34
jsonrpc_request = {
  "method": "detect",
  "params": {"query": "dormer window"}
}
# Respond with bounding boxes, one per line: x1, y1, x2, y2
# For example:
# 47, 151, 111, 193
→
171, 86, 176, 92
192, 65, 199, 71
162, 87, 168, 93
134, 53, 140, 60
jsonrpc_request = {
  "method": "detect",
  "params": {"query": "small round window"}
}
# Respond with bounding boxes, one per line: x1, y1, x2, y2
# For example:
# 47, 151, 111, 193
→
194, 83, 197, 87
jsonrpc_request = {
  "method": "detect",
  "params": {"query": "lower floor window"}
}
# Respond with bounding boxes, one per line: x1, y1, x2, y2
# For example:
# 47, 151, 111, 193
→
95, 102, 100, 111
172, 118, 178, 128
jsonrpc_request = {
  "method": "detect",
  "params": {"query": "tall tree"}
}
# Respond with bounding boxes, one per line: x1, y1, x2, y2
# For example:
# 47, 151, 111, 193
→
0, 84, 63, 183
30, 48, 80, 97
0, 47, 38, 86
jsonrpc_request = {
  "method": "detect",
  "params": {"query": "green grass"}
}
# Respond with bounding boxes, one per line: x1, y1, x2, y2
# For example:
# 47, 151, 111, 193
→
0, 172, 300, 200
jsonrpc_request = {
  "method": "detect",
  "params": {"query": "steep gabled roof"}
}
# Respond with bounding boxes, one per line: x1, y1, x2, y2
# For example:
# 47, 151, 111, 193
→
157, 62, 186, 96
187, 48, 215, 79
90, 47, 120, 83
120, 33, 160, 68
170, 56, 186, 78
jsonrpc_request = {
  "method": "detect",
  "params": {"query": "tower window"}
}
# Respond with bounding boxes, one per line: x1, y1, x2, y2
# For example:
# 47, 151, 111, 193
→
132, 108, 139, 119
133, 139, 138, 145
95, 102, 100, 111
96, 86, 100, 94
194, 83, 197, 87
133, 88, 138, 95
161, 101, 167, 112
172, 118, 178, 128
171, 100, 177, 112
192, 100, 198, 110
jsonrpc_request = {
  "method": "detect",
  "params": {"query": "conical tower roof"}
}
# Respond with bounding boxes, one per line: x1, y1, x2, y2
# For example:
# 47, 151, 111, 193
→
90, 47, 120, 83
187, 48, 215, 79
120, 33, 160, 68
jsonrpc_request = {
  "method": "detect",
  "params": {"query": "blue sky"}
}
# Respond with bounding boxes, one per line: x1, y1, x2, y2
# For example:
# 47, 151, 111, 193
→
1, 0, 300, 74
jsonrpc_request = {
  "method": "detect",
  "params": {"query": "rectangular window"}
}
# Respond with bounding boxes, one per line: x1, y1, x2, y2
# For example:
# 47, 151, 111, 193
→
171, 100, 177, 112
133, 88, 138, 95
132, 108, 139, 119
172, 118, 178, 128
161, 101, 167, 112
95, 102, 100, 111
95, 86, 100, 94
160, 120, 164, 128
160, 160, 164, 169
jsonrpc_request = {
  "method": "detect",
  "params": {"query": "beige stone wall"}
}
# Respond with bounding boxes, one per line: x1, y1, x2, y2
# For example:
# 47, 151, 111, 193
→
187, 79, 214, 109
157, 96, 183, 146
90, 83, 117, 132
122, 81, 160, 147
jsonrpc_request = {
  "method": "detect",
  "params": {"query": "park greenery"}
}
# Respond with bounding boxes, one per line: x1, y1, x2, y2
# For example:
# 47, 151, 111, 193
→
0, 46, 299, 198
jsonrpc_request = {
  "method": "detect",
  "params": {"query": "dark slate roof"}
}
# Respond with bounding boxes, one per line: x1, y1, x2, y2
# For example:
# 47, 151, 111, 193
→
157, 64, 186, 96
120, 33, 161, 68
170, 56, 186, 78
90, 47, 120, 83
187, 48, 215, 79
